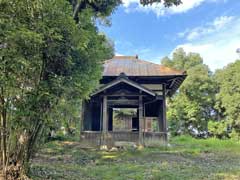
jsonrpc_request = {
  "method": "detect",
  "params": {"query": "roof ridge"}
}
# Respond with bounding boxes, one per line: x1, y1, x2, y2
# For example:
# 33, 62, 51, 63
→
113, 56, 137, 60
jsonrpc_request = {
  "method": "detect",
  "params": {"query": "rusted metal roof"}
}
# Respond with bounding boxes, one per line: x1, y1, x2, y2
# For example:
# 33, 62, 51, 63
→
103, 56, 185, 76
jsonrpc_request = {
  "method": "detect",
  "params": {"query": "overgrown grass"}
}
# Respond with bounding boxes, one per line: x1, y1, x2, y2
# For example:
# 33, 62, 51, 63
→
30, 136, 240, 180
170, 135, 240, 153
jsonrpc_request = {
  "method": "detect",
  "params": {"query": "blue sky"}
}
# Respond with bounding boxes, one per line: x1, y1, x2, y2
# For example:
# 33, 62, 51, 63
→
99, 0, 240, 71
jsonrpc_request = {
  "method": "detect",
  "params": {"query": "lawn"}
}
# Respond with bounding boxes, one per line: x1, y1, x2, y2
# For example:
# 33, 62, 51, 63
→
30, 136, 240, 180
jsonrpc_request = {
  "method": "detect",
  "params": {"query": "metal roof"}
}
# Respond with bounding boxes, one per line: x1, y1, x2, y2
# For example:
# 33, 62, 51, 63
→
103, 56, 185, 77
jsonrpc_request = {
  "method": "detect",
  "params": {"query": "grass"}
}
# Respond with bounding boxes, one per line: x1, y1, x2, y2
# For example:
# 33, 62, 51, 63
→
30, 136, 240, 180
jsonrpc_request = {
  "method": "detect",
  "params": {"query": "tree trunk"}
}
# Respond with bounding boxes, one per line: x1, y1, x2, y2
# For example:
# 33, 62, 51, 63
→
26, 121, 42, 163
1, 87, 7, 179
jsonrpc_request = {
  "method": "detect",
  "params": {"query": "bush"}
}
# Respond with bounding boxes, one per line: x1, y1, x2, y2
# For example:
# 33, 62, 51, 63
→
208, 120, 229, 139
230, 129, 240, 141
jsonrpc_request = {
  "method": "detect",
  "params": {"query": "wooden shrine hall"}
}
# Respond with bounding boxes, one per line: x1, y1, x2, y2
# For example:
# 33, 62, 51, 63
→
80, 56, 186, 147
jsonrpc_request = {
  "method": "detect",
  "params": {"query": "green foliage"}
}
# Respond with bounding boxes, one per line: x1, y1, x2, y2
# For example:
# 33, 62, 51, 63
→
229, 129, 240, 141
48, 97, 82, 137
70, 0, 121, 23
140, 0, 182, 7
208, 121, 229, 139
0, 0, 116, 176
163, 49, 240, 139
162, 48, 203, 71
214, 60, 240, 136
163, 48, 216, 136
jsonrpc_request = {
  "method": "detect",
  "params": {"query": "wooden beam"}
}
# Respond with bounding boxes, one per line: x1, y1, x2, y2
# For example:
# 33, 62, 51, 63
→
108, 100, 139, 106
169, 78, 177, 88
105, 94, 148, 97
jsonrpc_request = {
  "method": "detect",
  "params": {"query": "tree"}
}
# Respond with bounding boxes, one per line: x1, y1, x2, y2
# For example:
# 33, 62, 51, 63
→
214, 60, 240, 139
162, 48, 203, 71
69, 0, 121, 23
0, 0, 114, 178
49, 96, 82, 137
69, 0, 182, 22
162, 48, 216, 136
140, 0, 182, 6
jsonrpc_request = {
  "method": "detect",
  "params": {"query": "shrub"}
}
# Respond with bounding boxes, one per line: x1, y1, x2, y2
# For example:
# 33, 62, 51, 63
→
208, 121, 229, 139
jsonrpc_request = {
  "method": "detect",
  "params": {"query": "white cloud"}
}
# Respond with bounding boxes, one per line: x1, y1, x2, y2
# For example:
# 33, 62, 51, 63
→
122, 0, 219, 17
122, 0, 139, 7
169, 0, 205, 13
115, 52, 124, 56
213, 16, 234, 28
173, 16, 240, 70
179, 16, 235, 40
175, 42, 239, 70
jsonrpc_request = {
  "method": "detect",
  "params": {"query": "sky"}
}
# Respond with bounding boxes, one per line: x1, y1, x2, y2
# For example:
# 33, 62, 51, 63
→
99, 0, 240, 71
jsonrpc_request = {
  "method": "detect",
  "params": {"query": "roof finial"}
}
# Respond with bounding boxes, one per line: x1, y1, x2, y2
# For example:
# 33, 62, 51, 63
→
117, 72, 128, 79
135, 54, 138, 59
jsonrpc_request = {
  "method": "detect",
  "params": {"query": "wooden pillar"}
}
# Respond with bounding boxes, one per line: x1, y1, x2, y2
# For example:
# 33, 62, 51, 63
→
158, 100, 163, 132
80, 100, 85, 140
157, 84, 167, 141
108, 108, 113, 131
161, 84, 167, 141
100, 100, 102, 131
102, 96, 108, 132
139, 96, 143, 145
101, 96, 109, 148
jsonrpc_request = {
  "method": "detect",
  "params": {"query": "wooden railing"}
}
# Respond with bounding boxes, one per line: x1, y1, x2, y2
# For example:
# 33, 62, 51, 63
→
80, 131, 167, 147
